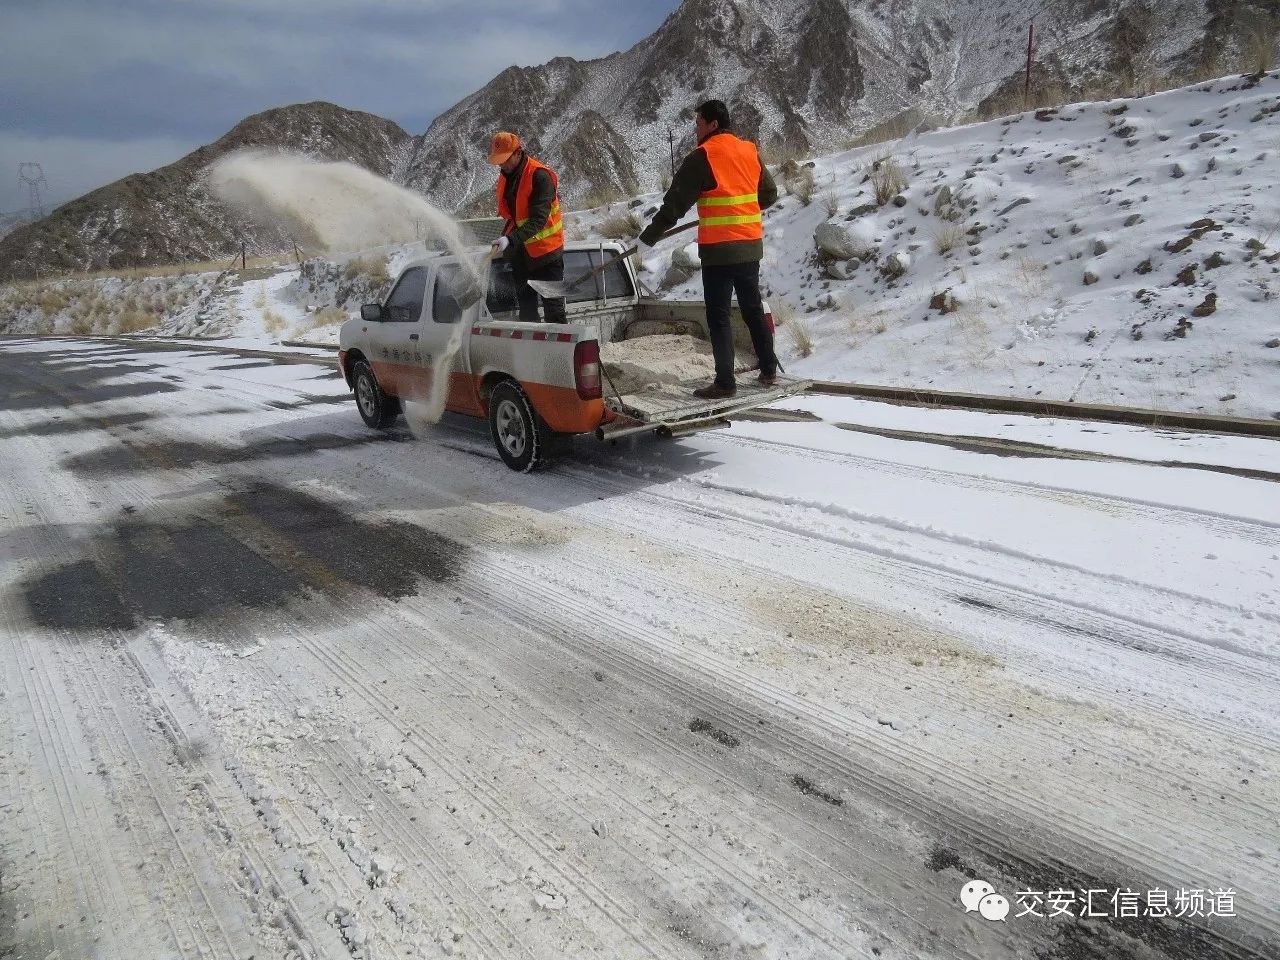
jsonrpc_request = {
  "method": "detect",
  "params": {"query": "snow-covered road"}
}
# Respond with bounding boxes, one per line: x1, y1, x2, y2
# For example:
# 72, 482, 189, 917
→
2, 338, 1277, 960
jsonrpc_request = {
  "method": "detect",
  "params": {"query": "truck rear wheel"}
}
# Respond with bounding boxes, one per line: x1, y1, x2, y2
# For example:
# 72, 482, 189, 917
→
352, 360, 400, 429
488, 380, 551, 473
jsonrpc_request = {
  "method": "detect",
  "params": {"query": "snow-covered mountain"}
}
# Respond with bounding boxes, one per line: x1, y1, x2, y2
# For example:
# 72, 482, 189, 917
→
396, 0, 1262, 212
0, 103, 410, 279
2, 0, 1272, 279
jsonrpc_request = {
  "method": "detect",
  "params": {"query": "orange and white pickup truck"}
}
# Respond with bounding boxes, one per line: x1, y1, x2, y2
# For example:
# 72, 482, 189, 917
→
337, 240, 810, 472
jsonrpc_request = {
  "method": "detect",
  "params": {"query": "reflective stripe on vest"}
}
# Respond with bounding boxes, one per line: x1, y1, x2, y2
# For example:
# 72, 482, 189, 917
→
496, 156, 564, 259
696, 134, 764, 246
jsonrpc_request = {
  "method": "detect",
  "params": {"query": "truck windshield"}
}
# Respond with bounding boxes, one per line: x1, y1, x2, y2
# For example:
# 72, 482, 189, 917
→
485, 248, 634, 316
563, 249, 635, 302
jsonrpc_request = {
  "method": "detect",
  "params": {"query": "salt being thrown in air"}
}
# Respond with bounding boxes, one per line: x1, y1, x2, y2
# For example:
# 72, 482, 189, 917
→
210, 150, 491, 423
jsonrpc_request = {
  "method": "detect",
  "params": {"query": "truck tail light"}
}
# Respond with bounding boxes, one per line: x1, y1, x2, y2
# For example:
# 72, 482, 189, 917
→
763, 299, 775, 333
574, 339, 602, 400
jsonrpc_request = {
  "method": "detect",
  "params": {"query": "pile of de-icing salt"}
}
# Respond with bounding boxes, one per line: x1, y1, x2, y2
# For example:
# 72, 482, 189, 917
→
600, 334, 719, 395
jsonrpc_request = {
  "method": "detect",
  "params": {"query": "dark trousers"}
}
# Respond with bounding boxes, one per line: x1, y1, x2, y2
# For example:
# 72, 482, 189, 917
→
513, 257, 567, 324
702, 260, 778, 387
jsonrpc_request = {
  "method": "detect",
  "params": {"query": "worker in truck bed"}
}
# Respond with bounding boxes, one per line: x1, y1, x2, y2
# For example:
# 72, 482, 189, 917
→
639, 99, 780, 400
487, 131, 567, 324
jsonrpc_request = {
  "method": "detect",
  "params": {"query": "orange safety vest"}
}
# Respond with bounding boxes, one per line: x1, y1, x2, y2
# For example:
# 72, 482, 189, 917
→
496, 156, 564, 260
696, 133, 764, 246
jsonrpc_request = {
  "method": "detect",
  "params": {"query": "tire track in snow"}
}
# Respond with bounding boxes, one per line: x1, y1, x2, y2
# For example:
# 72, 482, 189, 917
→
332, 448, 1280, 957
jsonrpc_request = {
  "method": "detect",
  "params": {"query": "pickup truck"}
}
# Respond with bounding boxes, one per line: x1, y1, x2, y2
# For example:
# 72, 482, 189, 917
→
337, 239, 810, 472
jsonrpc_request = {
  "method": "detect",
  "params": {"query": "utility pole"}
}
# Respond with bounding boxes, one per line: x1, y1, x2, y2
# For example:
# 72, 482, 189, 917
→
18, 163, 48, 220
1023, 21, 1035, 111
667, 128, 676, 177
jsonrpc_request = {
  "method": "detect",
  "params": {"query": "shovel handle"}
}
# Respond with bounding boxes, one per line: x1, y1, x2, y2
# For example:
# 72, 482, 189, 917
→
560, 219, 697, 295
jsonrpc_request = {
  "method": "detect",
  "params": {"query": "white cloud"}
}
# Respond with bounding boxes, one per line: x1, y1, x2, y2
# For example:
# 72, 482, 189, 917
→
0, 1, 679, 211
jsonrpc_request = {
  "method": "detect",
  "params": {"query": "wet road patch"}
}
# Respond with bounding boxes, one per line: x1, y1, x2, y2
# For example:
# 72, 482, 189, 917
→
227, 482, 464, 600
0, 368, 179, 411
208, 361, 279, 371
62, 430, 412, 477
0, 411, 153, 440
18, 482, 467, 633
23, 558, 135, 631
265, 394, 350, 410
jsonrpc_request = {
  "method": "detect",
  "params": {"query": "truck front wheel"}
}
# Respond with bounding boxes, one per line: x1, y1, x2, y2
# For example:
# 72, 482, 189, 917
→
352, 360, 400, 429
488, 380, 551, 473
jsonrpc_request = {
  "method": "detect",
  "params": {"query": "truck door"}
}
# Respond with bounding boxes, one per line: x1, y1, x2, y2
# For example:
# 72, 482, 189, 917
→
368, 266, 428, 397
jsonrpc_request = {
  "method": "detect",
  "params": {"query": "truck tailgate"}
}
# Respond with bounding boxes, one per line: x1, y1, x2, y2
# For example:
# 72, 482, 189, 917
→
600, 376, 812, 438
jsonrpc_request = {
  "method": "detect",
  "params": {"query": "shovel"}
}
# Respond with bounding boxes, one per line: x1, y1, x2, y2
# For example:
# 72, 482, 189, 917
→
526, 220, 697, 299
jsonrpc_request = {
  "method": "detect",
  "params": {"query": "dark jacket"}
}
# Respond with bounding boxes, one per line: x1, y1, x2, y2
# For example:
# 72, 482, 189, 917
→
639, 130, 778, 266
500, 153, 563, 269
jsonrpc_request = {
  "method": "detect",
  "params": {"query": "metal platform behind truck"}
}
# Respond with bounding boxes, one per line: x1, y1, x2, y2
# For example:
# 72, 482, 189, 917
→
597, 375, 813, 441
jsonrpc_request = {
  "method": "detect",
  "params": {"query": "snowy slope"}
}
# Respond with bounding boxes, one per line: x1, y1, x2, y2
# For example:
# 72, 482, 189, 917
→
588, 71, 1280, 419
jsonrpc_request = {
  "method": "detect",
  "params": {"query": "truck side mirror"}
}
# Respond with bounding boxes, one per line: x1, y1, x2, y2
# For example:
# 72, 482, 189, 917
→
360, 303, 384, 322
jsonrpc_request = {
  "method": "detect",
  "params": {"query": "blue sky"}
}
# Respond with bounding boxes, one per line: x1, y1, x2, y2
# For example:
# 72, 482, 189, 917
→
0, 0, 682, 213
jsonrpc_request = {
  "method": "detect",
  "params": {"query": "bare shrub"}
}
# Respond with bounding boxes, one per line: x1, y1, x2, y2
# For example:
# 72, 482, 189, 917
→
1013, 257, 1052, 299
1033, 83, 1069, 110
773, 301, 812, 357
114, 310, 157, 334
847, 306, 891, 346
933, 223, 966, 255
976, 90, 1026, 122
787, 315, 814, 357
843, 108, 927, 150
1244, 20, 1278, 75
263, 309, 286, 335
37, 287, 69, 314
291, 306, 346, 338
950, 305, 996, 365
599, 208, 644, 239
820, 180, 840, 217
761, 139, 806, 170
870, 155, 908, 206
313, 306, 346, 326
582, 183, 628, 210
345, 255, 389, 284
782, 164, 815, 206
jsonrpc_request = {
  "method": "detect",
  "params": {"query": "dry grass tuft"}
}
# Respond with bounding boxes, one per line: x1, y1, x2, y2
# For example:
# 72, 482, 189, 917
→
870, 155, 908, 206
1244, 21, 1279, 76
773, 301, 812, 357
262, 309, 286, 335
599, 208, 644, 239
345, 255, 389, 284
933, 223, 966, 255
